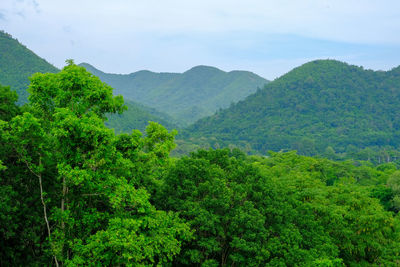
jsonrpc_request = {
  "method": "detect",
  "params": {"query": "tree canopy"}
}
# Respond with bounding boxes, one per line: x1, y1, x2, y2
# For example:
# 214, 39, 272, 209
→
0, 62, 190, 266
1, 61, 400, 266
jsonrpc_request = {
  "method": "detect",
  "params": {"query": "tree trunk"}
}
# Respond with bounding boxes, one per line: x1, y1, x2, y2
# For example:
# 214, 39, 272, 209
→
37, 157, 59, 267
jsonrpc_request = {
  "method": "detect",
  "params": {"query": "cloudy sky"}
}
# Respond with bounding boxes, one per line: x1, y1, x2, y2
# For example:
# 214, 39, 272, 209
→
1, 0, 400, 79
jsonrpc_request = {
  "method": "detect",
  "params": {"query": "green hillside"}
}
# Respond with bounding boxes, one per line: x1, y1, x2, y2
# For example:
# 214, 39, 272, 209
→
184, 60, 400, 155
79, 63, 268, 125
106, 99, 178, 134
0, 31, 59, 103
0, 31, 178, 132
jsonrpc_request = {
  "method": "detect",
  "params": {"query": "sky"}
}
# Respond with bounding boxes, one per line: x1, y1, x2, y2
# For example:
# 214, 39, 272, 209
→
1, 0, 400, 80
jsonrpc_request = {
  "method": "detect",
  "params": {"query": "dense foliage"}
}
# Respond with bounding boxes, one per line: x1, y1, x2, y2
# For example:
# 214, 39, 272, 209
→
106, 99, 178, 134
1, 63, 400, 266
156, 149, 400, 266
0, 84, 19, 121
80, 63, 268, 125
183, 60, 400, 156
0, 31, 59, 103
0, 63, 190, 266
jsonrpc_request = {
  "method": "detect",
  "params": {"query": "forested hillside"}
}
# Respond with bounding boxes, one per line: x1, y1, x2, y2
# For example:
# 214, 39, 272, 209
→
184, 60, 400, 156
1, 62, 400, 266
80, 63, 268, 125
106, 99, 178, 133
0, 31, 180, 133
0, 31, 58, 103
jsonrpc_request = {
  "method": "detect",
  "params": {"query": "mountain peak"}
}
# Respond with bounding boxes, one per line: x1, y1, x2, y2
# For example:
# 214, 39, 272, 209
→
296, 59, 354, 71
81, 63, 268, 125
186, 59, 400, 155
78, 62, 95, 69
184, 65, 224, 75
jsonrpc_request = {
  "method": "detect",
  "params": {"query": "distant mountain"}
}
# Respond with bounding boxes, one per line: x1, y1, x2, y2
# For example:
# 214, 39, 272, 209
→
0, 30, 58, 103
106, 99, 178, 134
79, 63, 269, 125
0, 30, 177, 133
183, 60, 400, 155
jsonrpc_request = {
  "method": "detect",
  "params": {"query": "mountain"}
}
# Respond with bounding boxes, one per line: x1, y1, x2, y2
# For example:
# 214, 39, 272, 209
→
183, 60, 400, 155
0, 30, 178, 133
79, 63, 269, 125
0, 30, 59, 103
106, 99, 178, 134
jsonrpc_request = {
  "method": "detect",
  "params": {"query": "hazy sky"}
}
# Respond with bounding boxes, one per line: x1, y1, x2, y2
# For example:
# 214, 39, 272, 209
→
1, 0, 400, 79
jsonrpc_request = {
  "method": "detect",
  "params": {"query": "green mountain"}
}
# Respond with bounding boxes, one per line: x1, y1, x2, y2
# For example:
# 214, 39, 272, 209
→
79, 63, 269, 125
0, 30, 59, 103
106, 99, 178, 134
0, 30, 177, 132
184, 60, 400, 155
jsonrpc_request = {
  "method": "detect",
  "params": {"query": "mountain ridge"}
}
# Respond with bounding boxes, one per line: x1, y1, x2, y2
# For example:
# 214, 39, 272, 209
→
106, 99, 179, 134
80, 62, 263, 77
79, 62, 269, 125
0, 31, 179, 132
183, 59, 400, 155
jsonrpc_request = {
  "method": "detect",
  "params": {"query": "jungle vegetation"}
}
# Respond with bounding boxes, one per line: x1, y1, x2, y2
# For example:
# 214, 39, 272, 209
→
1, 63, 400, 266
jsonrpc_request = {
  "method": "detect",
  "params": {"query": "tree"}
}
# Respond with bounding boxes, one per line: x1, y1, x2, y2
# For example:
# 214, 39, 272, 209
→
253, 151, 400, 265
157, 149, 272, 266
387, 171, 400, 212
0, 84, 19, 121
1, 61, 190, 265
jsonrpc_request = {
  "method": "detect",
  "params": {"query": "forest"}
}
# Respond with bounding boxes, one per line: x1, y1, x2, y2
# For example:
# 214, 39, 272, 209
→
1, 62, 400, 266
183, 60, 400, 158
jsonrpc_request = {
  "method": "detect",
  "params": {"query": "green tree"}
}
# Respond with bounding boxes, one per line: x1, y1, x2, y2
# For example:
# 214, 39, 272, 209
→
157, 149, 272, 266
387, 171, 400, 211
1, 61, 190, 265
253, 151, 400, 265
0, 84, 19, 121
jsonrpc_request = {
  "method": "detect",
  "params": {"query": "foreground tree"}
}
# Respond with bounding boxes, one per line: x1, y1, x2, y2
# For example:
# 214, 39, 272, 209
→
0, 61, 190, 265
